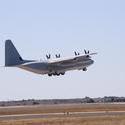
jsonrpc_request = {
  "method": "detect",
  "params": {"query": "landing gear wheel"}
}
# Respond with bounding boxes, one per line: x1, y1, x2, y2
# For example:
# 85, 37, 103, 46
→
57, 73, 60, 76
48, 74, 52, 76
61, 72, 65, 75
83, 68, 87, 71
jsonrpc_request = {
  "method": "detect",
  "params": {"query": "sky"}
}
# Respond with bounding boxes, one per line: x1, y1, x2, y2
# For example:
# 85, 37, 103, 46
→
0, 0, 125, 101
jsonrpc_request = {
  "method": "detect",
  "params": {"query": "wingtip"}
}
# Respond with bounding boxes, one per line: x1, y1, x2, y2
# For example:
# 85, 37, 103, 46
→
90, 52, 98, 55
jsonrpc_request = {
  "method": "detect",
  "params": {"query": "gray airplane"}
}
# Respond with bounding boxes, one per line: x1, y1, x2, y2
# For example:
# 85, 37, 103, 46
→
5, 40, 97, 76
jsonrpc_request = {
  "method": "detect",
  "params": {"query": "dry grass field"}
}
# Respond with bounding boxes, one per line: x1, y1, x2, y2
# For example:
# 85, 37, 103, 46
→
0, 103, 125, 125
1, 103, 125, 115
0, 115, 125, 125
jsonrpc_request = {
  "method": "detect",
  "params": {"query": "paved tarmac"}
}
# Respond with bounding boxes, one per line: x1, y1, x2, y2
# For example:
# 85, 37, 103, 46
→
0, 111, 125, 120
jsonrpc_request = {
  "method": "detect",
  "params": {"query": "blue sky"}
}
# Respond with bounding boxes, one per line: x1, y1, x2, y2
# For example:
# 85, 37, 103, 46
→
0, 0, 125, 101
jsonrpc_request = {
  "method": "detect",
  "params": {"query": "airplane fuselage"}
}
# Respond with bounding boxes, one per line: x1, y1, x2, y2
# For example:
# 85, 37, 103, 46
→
17, 57, 94, 75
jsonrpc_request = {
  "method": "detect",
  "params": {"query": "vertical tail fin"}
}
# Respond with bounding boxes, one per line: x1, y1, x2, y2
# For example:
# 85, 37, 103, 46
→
5, 40, 23, 66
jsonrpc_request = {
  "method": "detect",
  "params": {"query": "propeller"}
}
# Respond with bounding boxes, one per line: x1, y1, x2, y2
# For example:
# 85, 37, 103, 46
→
74, 51, 80, 56
84, 49, 90, 54
84, 49, 91, 58
55, 54, 60, 58
46, 54, 51, 59
84, 49, 97, 57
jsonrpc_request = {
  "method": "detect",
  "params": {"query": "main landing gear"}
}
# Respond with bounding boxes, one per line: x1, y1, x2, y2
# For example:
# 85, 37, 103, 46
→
83, 68, 87, 71
48, 72, 65, 76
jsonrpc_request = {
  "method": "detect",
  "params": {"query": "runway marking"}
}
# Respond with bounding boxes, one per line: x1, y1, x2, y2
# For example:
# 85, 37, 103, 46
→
0, 111, 125, 120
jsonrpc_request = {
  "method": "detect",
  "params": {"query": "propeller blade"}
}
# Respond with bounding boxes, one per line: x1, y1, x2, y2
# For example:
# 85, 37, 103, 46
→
74, 51, 77, 56
84, 49, 87, 54
46, 54, 51, 59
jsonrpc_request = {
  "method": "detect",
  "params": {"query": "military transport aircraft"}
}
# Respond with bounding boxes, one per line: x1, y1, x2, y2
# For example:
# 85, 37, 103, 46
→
5, 40, 97, 76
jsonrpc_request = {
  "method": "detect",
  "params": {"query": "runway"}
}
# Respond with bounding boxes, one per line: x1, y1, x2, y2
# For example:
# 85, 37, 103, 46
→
0, 111, 125, 120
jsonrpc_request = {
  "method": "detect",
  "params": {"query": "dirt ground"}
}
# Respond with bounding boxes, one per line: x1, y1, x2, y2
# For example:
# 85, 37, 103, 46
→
0, 115, 125, 125
0, 103, 125, 125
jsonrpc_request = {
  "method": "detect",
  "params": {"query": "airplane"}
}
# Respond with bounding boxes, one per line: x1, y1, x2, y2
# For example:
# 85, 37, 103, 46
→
5, 40, 97, 76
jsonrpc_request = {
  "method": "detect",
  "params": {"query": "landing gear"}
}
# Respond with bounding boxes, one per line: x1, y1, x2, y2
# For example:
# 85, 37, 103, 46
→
48, 74, 52, 76
48, 72, 65, 76
61, 72, 65, 75
83, 68, 87, 71
56, 73, 60, 76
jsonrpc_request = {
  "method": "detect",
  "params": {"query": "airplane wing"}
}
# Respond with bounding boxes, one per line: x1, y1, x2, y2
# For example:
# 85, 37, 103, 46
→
48, 53, 97, 66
